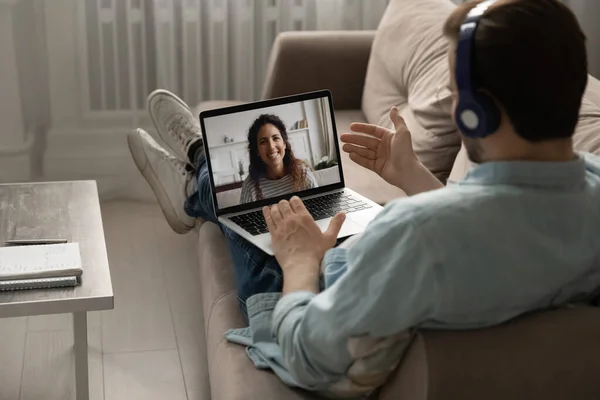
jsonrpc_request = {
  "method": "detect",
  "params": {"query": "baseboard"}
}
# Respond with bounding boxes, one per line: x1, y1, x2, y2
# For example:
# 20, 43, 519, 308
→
43, 127, 157, 201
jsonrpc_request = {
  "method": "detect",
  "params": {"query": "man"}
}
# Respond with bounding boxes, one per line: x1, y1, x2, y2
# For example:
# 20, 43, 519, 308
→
128, 0, 600, 395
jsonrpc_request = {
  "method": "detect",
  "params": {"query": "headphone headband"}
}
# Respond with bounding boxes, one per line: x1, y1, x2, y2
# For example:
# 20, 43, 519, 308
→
455, 0, 501, 138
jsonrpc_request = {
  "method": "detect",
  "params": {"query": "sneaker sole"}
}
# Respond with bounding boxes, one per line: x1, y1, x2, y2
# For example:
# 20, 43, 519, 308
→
127, 130, 194, 234
147, 89, 191, 162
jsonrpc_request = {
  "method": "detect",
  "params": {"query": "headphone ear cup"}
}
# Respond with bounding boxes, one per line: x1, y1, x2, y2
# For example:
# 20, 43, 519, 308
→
455, 92, 501, 138
455, 93, 486, 138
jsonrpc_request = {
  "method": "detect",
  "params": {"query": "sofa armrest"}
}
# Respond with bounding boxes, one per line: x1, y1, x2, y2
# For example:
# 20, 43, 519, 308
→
198, 222, 318, 400
380, 306, 600, 400
262, 31, 376, 110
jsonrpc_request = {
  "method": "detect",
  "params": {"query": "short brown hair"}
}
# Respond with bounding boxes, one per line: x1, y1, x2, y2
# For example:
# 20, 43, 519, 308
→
444, 0, 587, 141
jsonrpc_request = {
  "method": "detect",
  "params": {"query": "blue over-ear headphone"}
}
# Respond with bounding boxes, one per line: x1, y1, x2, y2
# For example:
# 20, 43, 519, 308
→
455, 0, 501, 138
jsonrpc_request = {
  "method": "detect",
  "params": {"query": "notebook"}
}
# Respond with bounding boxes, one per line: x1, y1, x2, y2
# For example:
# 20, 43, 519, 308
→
0, 276, 80, 292
0, 243, 83, 291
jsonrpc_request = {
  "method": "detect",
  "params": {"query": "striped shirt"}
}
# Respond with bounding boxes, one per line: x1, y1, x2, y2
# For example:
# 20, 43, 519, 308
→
239, 166, 318, 203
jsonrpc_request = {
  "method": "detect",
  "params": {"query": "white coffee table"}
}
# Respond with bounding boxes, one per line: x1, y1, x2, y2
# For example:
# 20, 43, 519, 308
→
0, 181, 114, 400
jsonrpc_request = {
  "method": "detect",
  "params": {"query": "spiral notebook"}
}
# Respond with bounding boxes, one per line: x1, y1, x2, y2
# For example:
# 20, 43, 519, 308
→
0, 243, 83, 291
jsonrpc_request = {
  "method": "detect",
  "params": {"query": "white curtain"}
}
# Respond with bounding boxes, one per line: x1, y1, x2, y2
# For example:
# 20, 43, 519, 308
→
0, 0, 388, 185
453, 0, 599, 78
566, 0, 600, 78
77, 0, 389, 115
64, 0, 599, 122
3, 0, 389, 127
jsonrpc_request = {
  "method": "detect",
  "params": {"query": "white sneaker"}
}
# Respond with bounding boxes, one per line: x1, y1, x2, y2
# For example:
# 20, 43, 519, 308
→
128, 128, 196, 234
147, 89, 203, 164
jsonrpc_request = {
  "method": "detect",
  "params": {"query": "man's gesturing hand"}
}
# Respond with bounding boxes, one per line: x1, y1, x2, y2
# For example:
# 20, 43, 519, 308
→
263, 196, 346, 287
340, 107, 418, 189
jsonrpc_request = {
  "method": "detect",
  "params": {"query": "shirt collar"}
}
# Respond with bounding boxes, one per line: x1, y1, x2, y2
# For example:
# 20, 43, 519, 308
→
450, 154, 587, 189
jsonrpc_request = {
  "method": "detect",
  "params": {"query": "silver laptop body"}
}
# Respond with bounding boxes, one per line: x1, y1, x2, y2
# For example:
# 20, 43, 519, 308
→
199, 90, 383, 256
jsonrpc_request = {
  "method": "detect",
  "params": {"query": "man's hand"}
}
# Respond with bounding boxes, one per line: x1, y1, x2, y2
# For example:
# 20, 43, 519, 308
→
340, 107, 418, 189
263, 196, 346, 293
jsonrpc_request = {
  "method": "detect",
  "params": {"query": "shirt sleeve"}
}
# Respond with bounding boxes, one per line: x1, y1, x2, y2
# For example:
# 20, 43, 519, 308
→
272, 200, 440, 389
240, 177, 255, 204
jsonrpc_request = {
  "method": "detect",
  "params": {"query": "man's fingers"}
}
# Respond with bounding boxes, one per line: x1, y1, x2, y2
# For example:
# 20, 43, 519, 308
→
340, 133, 381, 150
349, 122, 389, 139
278, 200, 294, 217
263, 206, 275, 231
270, 204, 283, 225
342, 143, 376, 160
290, 196, 308, 214
389, 106, 406, 131
349, 152, 375, 171
324, 213, 346, 242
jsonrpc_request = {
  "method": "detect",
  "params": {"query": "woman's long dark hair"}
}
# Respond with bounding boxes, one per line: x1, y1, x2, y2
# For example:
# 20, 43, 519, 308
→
247, 114, 308, 200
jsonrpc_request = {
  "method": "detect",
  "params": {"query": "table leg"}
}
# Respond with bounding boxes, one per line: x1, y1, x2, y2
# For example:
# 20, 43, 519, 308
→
73, 312, 89, 400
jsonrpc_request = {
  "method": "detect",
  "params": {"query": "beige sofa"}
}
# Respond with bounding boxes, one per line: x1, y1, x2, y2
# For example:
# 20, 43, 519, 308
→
195, 1, 600, 399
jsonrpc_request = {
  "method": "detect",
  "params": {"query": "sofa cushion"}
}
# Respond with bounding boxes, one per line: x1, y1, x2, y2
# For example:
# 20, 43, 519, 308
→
364, 0, 600, 183
362, 0, 460, 182
574, 76, 600, 155
448, 144, 472, 183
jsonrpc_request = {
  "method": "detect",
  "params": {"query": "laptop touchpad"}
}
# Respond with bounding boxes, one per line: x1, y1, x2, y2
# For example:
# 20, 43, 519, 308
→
316, 217, 363, 238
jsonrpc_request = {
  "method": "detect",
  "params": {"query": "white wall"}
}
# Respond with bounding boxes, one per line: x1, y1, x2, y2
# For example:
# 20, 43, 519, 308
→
303, 100, 326, 165
204, 102, 303, 146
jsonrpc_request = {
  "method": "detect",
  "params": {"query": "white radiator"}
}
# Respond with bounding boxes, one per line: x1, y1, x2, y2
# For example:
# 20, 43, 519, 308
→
74, 0, 388, 120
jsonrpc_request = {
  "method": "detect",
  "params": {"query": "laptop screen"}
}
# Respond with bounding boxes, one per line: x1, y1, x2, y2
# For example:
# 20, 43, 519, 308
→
201, 92, 343, 214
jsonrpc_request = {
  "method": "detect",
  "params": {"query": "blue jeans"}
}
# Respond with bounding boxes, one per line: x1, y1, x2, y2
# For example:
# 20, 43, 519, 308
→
184, 153, 283, 318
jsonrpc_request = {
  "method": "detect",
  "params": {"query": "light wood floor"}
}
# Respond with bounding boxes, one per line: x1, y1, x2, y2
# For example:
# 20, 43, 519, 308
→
0, 201, 210, 400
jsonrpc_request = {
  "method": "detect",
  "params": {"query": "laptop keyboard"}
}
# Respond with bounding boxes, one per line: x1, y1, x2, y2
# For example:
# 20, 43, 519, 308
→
228, 192, 372, 236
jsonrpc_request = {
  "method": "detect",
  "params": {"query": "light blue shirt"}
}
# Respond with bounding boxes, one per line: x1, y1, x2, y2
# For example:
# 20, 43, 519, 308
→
227, 152, 600, 395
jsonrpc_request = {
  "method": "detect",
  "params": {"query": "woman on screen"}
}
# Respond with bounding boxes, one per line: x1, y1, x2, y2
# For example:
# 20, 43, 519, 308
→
240, 114, 318, 203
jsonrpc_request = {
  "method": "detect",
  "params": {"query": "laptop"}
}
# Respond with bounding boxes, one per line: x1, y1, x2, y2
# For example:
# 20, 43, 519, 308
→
199, 90, 383, 255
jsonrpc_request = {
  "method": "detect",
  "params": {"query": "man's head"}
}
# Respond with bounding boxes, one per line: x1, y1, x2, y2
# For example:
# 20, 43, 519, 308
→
444, 0, 588, 163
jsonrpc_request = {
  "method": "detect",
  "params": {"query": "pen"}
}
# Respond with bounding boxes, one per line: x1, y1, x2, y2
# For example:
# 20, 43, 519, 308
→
4, 239, 69, 246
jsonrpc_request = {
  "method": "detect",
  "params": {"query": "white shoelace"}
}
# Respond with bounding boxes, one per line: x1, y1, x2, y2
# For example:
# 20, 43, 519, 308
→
157, 145, 196, 197
167, 115, 200, 147
158, 146, 189, 177
175, 161, 188, 177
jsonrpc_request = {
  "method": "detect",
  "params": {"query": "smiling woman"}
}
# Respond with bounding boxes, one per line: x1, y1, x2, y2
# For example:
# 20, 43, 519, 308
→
240, 114, 318, 203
